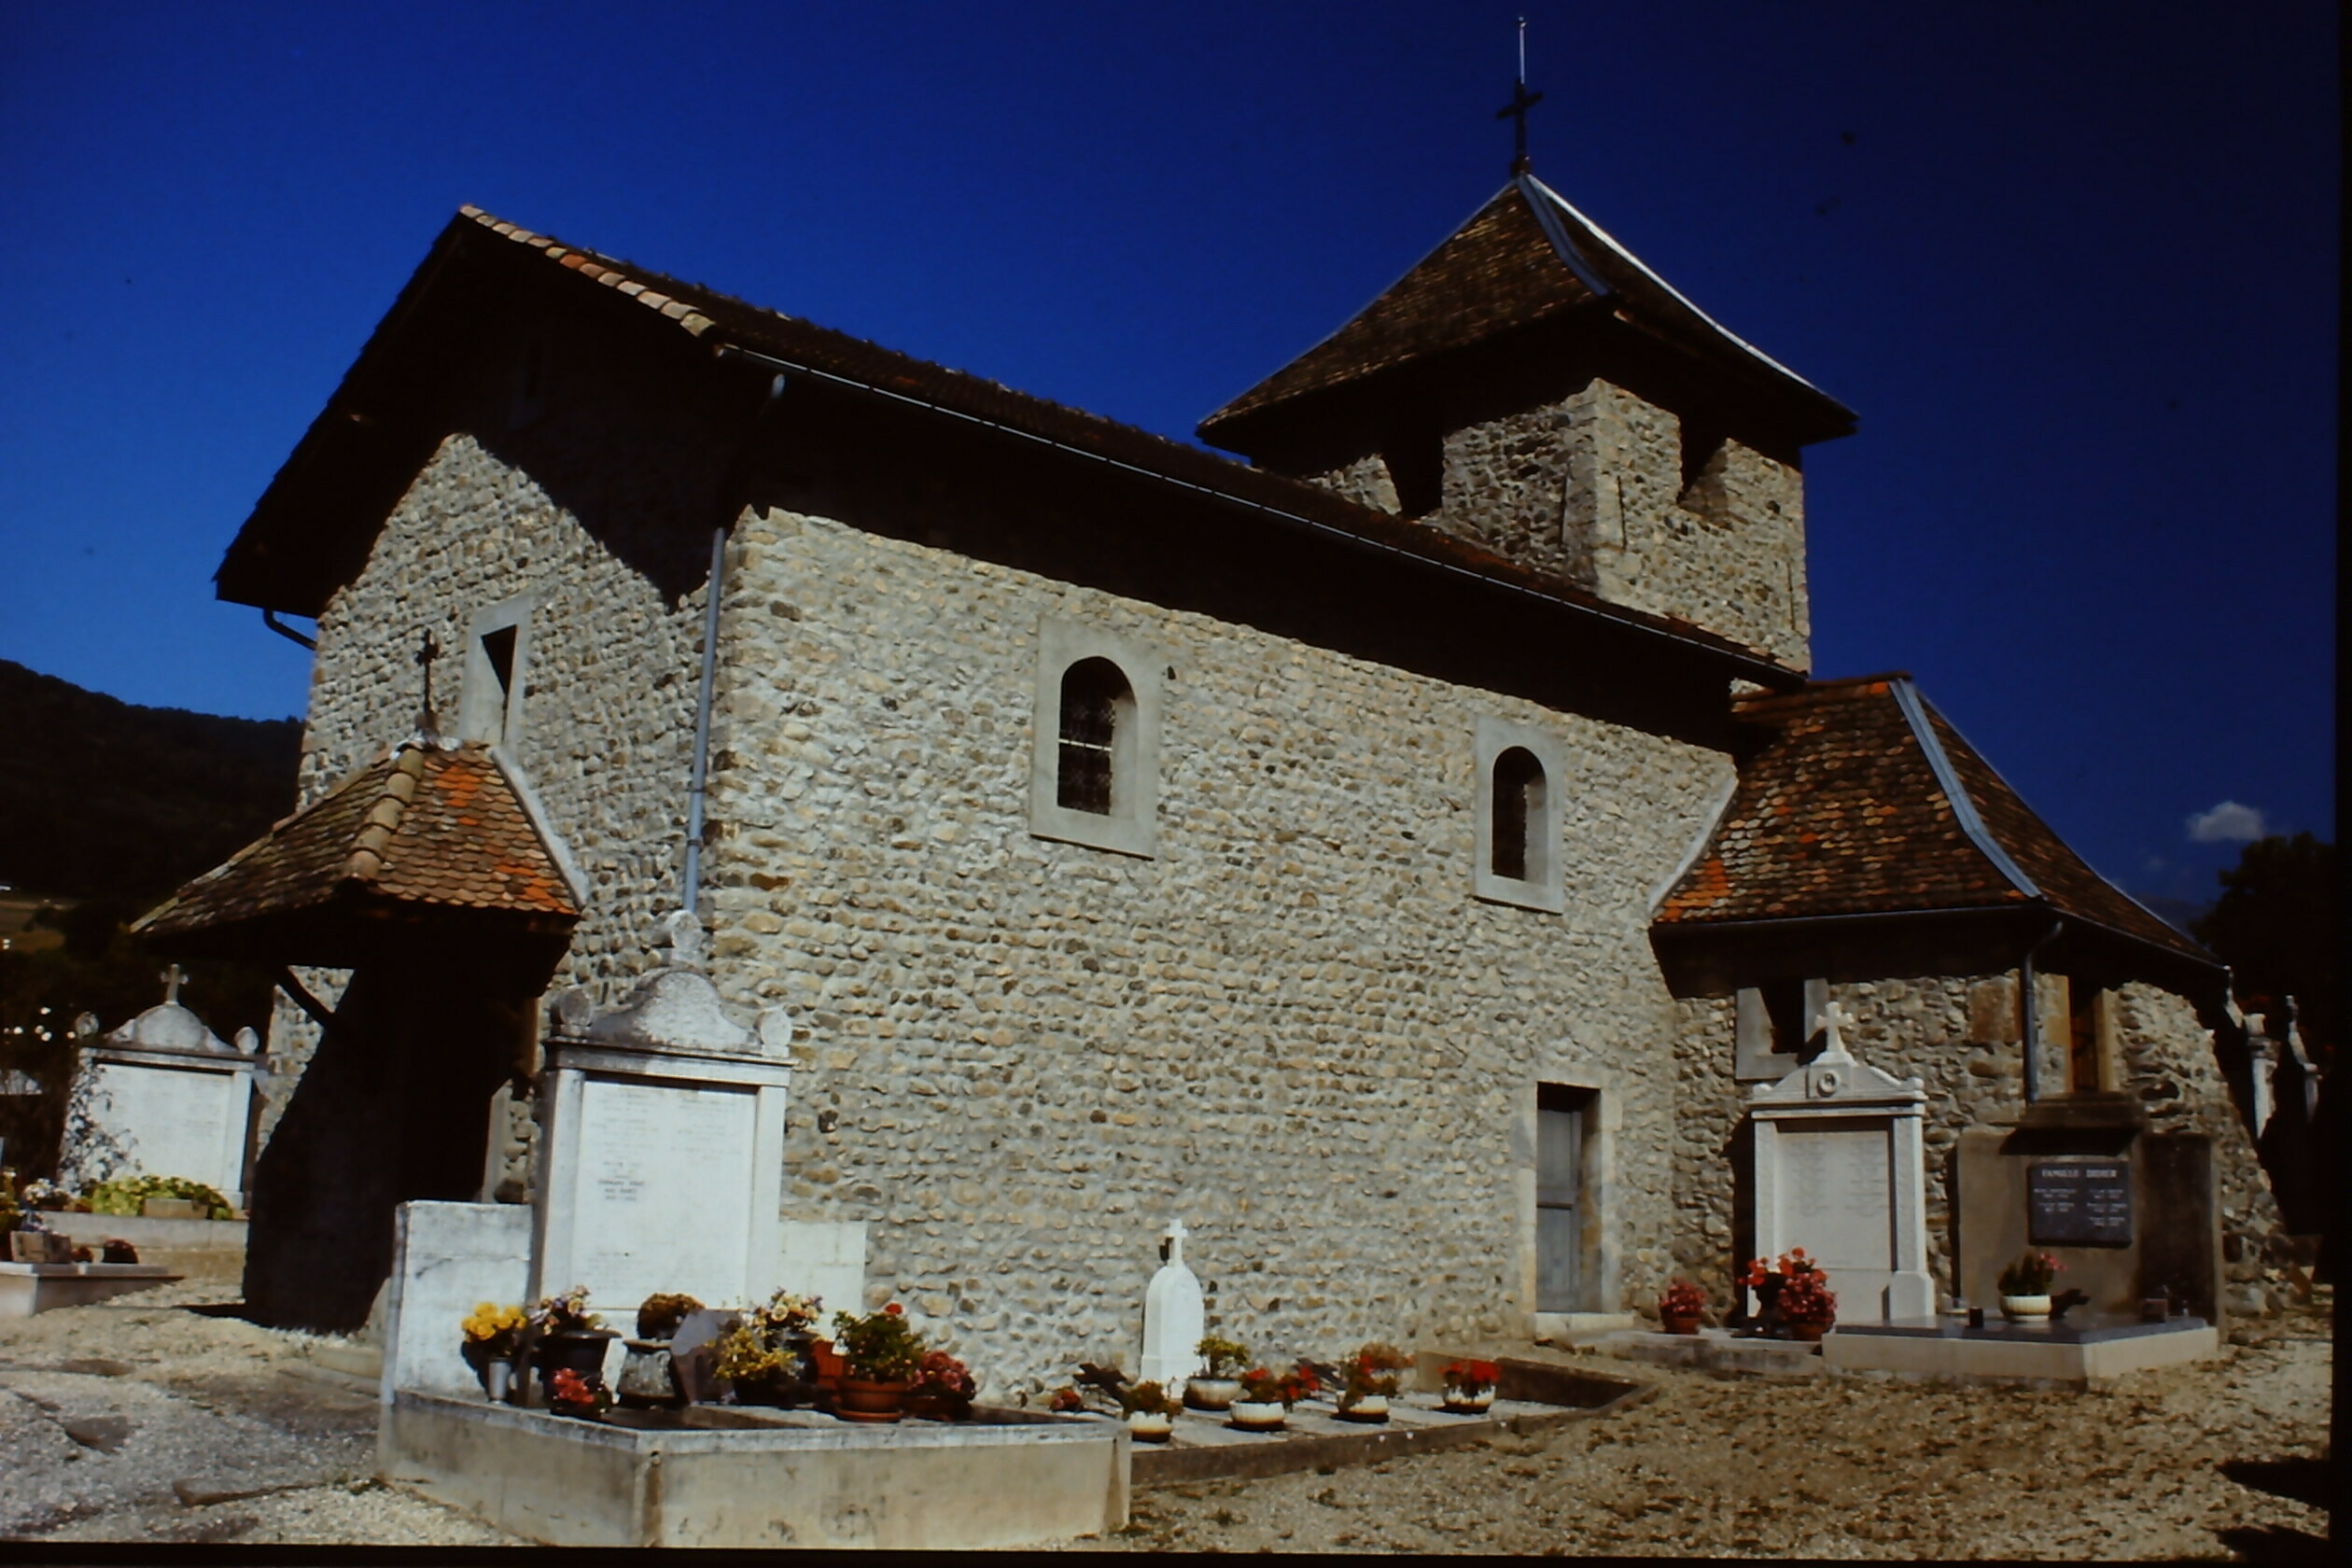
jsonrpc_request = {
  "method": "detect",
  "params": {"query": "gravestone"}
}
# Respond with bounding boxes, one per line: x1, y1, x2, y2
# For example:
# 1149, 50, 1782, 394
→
1747, 1001, 1935, 1322
58, 968, 259, 1207
529, 913, 799, 1319
1138, 1218, 1204, 1387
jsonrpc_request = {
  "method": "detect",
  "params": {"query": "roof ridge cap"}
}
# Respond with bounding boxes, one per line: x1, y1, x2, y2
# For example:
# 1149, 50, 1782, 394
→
1888, 679, 2040, 901
342, 744, 430, 885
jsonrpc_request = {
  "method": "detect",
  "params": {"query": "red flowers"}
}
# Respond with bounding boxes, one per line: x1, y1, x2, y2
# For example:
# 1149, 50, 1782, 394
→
884, 1302, 903, 1315
1442, 1359, 1500, 1396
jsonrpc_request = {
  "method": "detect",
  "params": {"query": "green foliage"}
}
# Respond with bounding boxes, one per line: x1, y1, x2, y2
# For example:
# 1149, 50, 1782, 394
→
831, 1304, 925, 1381
84, 1174, 233, 1219
2191, 833, 2337, 1053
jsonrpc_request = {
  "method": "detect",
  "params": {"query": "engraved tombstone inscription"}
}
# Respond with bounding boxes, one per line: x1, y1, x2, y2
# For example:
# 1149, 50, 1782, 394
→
569, 1075, 760, 1309
2027, 1159, 2134, 1247
1777, 1120, 1895, 1272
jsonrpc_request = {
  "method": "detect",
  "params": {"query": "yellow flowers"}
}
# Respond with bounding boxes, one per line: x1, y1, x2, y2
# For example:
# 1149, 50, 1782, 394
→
462, 1302, 526, 1346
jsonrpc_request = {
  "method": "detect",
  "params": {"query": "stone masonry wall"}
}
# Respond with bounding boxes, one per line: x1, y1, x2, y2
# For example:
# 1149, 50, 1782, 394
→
1671, 972, 2289, 1320
704, 506, 1736, 1397
1302, 378, 1810, 667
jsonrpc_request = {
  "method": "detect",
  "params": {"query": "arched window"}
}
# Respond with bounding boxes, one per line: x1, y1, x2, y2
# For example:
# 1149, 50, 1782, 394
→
1491, 746, 1545, 882
1057, 657, 1129, 816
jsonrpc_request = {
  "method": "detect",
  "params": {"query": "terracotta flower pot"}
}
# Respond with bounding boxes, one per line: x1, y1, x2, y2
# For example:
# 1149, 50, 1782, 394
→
833, 1375, 911, 1423
1661, 1312, 1702, 1336
1784, 1319, 1831, 1343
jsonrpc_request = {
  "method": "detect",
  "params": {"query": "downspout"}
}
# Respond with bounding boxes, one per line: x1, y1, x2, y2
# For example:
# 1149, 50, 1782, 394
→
680, 371, 791, 919
261, 609, 317, 651
2018, 917, 2064, 1103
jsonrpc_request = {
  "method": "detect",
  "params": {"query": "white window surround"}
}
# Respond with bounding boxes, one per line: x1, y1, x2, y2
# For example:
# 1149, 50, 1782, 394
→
1734, 978, 1829, 1084
1473, 715, 1565, 913
458, 595, 537, 749
1028, 617, 1160, 858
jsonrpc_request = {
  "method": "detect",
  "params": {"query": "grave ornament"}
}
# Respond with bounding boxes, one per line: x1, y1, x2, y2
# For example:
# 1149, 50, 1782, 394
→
1139, 1218, 1206, 1386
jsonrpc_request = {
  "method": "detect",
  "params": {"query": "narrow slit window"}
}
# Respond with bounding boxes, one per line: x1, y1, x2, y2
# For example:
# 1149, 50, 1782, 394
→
480, 625, 518, 709
2067, 982, 2104, 1092
1491, 746, 1544, 881
1057, 657, 1127, 816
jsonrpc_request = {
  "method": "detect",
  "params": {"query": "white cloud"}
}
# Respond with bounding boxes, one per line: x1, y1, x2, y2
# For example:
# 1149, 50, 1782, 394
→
2186, 801, 2266, 844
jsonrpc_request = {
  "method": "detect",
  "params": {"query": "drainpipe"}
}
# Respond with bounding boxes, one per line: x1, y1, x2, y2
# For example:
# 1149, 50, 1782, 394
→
260, 609, 317, 651
2018, 917, 2064, 1103
679, 371, 791, 920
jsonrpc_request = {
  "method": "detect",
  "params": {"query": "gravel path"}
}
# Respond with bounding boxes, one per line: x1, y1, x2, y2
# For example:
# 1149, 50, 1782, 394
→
1071, 1308, 2334, 1558
0, 1262, 2331, 1554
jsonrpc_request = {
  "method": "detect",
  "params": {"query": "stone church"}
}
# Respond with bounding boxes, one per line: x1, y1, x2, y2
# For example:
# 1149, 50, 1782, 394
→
136, 164, 2289, 1388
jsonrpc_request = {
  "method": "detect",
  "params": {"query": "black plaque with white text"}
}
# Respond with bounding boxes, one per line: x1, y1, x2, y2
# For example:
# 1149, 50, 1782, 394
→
2026, 1159, 2134, 1246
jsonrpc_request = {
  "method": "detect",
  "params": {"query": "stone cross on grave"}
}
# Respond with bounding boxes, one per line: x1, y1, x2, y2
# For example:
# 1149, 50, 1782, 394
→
1140, 1217, 1205, 1387
1817, 999, 1855, 1061
1163, 1217, 1189, 1266
660, 909, 707, 973
160, 964, 185, 1005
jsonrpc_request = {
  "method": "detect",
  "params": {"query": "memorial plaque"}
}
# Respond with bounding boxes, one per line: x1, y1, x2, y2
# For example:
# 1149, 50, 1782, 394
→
2027, 1159, 2133, 1246
1777, 1121, 1893, 1271
568, 1075, 760, 1309
93, 1062, 240, 1192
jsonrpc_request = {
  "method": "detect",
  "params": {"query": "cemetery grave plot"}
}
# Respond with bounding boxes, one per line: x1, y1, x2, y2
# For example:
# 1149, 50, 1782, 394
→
1128, 1357, 1652, 1489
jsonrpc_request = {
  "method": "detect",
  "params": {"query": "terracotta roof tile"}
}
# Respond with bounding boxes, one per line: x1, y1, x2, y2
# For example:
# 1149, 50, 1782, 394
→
1655, 677, 2211, 966
134, 742, 579, 941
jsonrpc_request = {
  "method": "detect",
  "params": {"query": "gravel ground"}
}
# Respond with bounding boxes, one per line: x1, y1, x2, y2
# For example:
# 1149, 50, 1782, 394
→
1, 1263, 2331, 1555
0, 1254, 522, 1547
1067, 1305, 2335, 1559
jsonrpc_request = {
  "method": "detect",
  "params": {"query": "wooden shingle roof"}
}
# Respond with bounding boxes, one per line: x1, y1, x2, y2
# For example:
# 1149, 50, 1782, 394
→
1654, 677, 2211, 967
134, 742, 579, 951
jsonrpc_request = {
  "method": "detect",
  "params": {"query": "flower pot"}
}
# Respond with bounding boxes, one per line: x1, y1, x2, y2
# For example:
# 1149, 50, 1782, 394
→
616, 1339, 683, 1408
2140, 1296, 2171, 1323
533, 1330, 617, 1401
1784, 1319, 1831, 1343
1185, 1376, 1243, 1411
905, 1390, 973, 1422
1440, 1387, 1496, 1414
1337, 1393, 1390, 1423
1228, 1400, 1287, 1432
2001, 1295, 2051, 1321
1127, 1409, 1174, 1443
483, 1360, 514, 1405
833, 1376, 911, 1423
1661, 1312, 1702, 1336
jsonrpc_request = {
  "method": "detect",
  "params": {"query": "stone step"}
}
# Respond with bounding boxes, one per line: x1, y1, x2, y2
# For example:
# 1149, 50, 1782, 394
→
1595, 1327, 1823, 1377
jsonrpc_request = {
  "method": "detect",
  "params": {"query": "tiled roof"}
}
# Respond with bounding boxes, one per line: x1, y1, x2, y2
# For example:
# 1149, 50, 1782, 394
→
135, 742, 579, 941
214, 206, 1808, 679
1654, 677, 2211, 964
1199, 175, 1854, 446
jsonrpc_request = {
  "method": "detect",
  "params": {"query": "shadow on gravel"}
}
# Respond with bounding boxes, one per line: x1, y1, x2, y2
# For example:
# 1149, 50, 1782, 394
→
2214, 1525, 2332, 1561
2220, 1458, 2331, 1510
179, 1303, 252, 1319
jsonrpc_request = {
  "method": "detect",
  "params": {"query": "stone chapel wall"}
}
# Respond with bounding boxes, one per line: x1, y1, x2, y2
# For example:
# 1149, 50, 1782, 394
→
1299, 378, 1810, 668
702, 505, 1737, 1394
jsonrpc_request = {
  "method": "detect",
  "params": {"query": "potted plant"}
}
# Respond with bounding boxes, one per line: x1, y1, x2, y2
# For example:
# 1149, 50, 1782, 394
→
1742, 1250, 1837, 1340
527, 1286, 615, 1402
906, 1350, 978, 1421
710, 1290, 822, 1407
1187, 1334, 1249, 1410
1659, 1279, 1709, 1336
461, 1301, 528, 1403
1119, 1379, 1183, 1442
829, 1303, 925, 1422
547, 1365, 610, 1421
1336, 1341, 1410, 1423
1441, 1359, 1500, 1413
1997, 1252, 2063, 1319
1230, 1362, 1319, 1432
616, 1292, 704, 1408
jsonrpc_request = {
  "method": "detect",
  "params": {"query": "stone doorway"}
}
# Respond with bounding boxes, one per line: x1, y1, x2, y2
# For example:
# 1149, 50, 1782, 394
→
1535, 1084, 1596, 1312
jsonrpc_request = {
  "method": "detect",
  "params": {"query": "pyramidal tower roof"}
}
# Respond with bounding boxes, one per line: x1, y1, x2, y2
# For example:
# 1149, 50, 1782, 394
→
1199, 174, 1854, 450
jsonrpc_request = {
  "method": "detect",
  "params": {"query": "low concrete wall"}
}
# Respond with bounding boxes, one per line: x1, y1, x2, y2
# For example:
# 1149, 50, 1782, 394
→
381, 1202, 534, 1402
0, 1262, 183, 1317
45, 1215, 248, 1253
380, 1392, 1127, 1548
1823, 1322, 2219, 1388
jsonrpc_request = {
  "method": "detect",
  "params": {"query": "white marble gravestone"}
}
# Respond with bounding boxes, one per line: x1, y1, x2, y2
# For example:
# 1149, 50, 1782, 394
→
59, 969, 259, 1207
1139, 1219, 1205, 1387
1747, 1001, 1934, 1323
529, 914, 798, 1317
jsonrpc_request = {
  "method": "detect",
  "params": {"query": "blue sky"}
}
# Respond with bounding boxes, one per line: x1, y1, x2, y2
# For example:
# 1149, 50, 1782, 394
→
0, 0, 2334, 912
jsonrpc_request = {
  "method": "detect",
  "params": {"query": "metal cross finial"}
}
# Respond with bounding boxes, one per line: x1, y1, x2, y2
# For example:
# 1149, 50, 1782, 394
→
160, 963, 185, 1005
413, 630, 443, 744
1495, 17, 1544, 175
